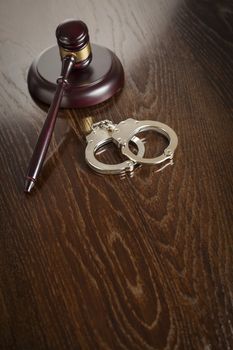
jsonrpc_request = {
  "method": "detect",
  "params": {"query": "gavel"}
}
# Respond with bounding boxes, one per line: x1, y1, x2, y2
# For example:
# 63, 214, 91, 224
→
24, 20, 93, 192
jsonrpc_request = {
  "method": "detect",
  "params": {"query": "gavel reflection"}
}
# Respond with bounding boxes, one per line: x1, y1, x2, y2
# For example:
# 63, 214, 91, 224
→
24, 20, 92, 192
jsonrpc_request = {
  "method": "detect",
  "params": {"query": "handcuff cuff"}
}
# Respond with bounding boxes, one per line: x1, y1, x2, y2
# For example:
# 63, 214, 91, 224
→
85, 118, 178, 175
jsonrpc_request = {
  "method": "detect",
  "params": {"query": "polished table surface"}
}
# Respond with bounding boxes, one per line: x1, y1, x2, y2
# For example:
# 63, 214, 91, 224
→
0, 1, 233, 349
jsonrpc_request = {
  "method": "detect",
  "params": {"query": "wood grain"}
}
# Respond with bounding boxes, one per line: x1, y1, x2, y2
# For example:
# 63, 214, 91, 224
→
0, 0, 233, 349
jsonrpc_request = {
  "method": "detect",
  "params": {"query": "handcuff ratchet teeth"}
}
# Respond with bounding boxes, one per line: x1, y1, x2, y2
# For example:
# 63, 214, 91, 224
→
85, 118, 178, 175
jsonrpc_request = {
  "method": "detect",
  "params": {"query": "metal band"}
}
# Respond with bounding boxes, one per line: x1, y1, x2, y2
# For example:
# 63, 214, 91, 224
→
85, 125, 145, 175
59, 42, 91, 63
111, 119, 178, 165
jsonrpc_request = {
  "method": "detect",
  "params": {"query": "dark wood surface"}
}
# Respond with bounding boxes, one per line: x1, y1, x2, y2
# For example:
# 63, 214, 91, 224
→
0, 0, 233, 349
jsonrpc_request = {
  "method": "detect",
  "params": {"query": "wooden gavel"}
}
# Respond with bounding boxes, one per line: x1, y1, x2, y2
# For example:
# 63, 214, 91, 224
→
24, 20, 92, 193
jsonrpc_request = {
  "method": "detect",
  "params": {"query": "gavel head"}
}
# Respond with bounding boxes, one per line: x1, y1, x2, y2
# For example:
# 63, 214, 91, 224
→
56, 19, 92, 69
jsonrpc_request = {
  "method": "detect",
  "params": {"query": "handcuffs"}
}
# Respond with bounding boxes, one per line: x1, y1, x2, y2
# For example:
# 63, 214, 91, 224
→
85, 118, 178, 174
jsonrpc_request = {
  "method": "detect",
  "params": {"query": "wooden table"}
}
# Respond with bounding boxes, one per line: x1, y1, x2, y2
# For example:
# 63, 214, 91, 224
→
0, 1, 232, 349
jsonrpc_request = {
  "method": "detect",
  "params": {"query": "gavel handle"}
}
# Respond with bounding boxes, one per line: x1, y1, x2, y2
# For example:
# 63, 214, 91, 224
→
24, 56, 76, 193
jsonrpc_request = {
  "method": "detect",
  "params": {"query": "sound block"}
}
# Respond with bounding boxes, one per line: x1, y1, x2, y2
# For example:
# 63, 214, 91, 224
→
27, 44, 124, 108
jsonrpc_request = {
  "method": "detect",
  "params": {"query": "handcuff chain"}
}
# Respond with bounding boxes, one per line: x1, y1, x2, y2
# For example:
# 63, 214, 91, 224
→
91, 120, 116, 132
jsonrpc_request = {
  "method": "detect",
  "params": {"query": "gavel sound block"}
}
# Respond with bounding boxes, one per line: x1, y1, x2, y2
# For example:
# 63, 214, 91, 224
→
25, 20, 124, 193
